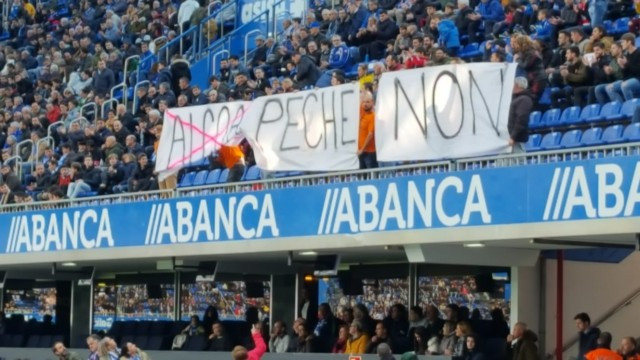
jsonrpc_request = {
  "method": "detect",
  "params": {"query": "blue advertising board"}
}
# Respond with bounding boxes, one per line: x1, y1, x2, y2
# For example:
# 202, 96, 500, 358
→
1, 156, 640, 255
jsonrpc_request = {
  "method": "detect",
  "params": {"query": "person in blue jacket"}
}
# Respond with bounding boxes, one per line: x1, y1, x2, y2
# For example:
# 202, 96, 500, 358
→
434, 13, 460, 56
328, 35, 353, 72
476, 0, 505, 38
347, 1, 367, 44
532, 9, 552, 40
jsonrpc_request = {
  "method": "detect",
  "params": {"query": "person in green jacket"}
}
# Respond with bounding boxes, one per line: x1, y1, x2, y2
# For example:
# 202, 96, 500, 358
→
53, 341, 83, 360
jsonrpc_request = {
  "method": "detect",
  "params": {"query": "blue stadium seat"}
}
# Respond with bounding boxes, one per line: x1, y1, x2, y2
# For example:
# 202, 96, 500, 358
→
558, 129, 582, 148
623, 123, 640, 142
587, 101, 621, 123
580, 127, 603, 146
606, 98, 640, 122
459, 43, 480, 58
579, 104, 601, 123
539, 132, 563, 150
192, 170, 209, 186
243, 166, 261, 181
525, 134, 542, 151
218, 169, 229, 183
612, 17, 630, 35
528, 111, 542, 129
558, 106, 581, 125
601, 125, 625, 144
178, 172, 196, 188
205, 169, 222, 184
603, 20, 614, 34
540, 108, 561, 128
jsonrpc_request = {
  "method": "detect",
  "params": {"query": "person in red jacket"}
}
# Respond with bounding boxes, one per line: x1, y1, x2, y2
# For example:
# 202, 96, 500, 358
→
404, 47, 429, 68
232, 324, 266, 360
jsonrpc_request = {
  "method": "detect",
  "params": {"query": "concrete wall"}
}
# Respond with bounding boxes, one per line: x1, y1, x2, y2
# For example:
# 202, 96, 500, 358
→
0, 348, 453, 360
544, 251, 640, 360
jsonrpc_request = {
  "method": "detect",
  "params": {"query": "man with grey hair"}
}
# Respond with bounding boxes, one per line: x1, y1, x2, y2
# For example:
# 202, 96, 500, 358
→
377, 343, 395, 360
508, 77, 533, 153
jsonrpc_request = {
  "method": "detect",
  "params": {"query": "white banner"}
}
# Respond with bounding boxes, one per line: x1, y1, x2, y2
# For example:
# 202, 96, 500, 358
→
155, 101, 250, 180
375, 63, 517, 161
239, 83, 360, 171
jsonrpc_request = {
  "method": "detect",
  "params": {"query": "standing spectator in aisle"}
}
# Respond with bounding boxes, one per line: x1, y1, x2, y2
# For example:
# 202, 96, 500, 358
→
314, 303, 337, 353
508, 77, 532, 154
605, 33, 640, 102
178, 0, 200, 31
588, 0, 608, 27
358, 91, 377, 169
269, 321, 290, 353
585, 332, 622, 360
52, 341, 82, 360
507, 322, 538, 360
346, 320, 370, 355
513, 35, 546, 98
575, 313, 601, 360
93, 60, 115, 97
232, 324, 266, 360
619, 337, 639, 359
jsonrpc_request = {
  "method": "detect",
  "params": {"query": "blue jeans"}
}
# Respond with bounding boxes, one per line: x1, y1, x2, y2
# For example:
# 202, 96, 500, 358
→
588, 0, 608, 27
606, 78, 640, 103
359, 152, 378, 169
67, 181, 91, 198
594, 83, 610, 104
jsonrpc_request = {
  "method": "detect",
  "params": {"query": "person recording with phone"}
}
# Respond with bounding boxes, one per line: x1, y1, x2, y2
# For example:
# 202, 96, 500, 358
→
231, 323, 266, 360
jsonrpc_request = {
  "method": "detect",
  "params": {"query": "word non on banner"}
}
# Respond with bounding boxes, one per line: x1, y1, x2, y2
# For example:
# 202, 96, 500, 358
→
375, 63, 517, 161
155, 101, 250, 180
240, 83, 360, 171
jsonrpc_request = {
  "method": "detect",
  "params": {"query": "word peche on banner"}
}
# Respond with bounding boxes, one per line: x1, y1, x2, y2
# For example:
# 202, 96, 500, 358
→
375, 63, 517, 161
240, 83, 360, 171
155, 101, 250, 180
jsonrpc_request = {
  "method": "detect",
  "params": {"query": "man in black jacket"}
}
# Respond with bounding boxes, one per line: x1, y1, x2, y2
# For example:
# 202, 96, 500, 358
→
93, 60, 116, 97
575, 312, 600, 360
67, 156, 103, 198
292, 52, 320, 88
508, 77, 533, 153
605, 33, 640, 102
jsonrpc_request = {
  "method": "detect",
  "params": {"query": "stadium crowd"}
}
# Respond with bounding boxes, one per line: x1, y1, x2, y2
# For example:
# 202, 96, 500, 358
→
0, 0, 638, 205
56, 304, 640, 359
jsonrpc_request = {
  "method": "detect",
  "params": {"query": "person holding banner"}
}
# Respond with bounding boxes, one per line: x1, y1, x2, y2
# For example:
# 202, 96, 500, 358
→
358, 91, 378, 169
209, 145, 246, 183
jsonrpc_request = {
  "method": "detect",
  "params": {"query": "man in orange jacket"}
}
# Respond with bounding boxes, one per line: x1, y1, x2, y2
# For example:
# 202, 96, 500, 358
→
213, 145, 246, 183
585, 332, 622, 360
358, 91, 377, 169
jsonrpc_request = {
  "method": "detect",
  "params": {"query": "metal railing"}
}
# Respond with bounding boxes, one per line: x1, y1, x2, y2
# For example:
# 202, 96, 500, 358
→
2, 142, 640, 212
211, 49, 229, 77
47, 121, 64, 138
35, 136, 54, 163
243, 29, 263, 67
69, 116, 90, 129
132, 80, 151, 114
80, 102, 97, 122
546, 286, 640, 359
15, 140, 33, 169
101, 98, 119, 119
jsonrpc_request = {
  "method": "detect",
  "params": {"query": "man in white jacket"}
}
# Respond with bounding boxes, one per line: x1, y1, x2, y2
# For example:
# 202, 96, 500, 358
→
178, 0, 200, 31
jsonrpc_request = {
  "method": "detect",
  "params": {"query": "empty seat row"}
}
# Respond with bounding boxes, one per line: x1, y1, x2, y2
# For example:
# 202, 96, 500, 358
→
529, 99, 640, 129
178, 166, 306, 187
0, 334, 63, 348
526, 123, 640, 151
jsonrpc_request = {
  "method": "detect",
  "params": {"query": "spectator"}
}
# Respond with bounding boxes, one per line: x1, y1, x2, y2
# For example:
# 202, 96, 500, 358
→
385, 304, 409, 352
507, 322, 538, 360
208, 322, 232, 351
232, 324, 266, 360
477, 0, 505, 38
87, 335, 100, 360
358, 91, 377, 169
550, 46, 590, 108
433, 13, 460, 56
93, 60, 115, 97
314, 303, 337, 352
413, 326, 429, 355
346, 320, 370, 355
439, 321, 457, 355
209, 145, 245, 183
575, 312, 601, 360
619, 337, 638, 359
269, 321, 291, 353
453, 321, 472, 357
296, 323, 315, 352
119, 341, 150, 360
585, 332, 623, 360
292, 51, 321, 88
333, 324, 350, 353
130, 153, 158, 192
52, 341, 82, 360
605, 33, 640, 102
367, 322, 392, 354
508, 76, 533, 153
408, 306, 427, 339
425, 305, 444, 337
377, 342, 396, 360
594, 41, 624, 104
0, 163, 21, 191
66, 156, 101, 198
464, 334, 485, 360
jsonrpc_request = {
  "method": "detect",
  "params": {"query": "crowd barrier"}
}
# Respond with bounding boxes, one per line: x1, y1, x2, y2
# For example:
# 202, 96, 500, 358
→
0, 348, 453, 360
1, 142, 639, 214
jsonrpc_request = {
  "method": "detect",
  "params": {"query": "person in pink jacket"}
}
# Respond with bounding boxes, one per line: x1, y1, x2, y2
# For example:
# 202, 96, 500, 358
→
232, 324, 267, 360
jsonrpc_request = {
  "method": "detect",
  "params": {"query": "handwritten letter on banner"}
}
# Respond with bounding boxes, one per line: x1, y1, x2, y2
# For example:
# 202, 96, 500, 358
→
155, 101, 250, 180
375, 63, 517, 161
240, 83, 360, 171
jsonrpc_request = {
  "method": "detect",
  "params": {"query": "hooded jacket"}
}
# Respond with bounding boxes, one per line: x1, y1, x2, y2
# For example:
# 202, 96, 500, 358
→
508, 90, 534, 143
